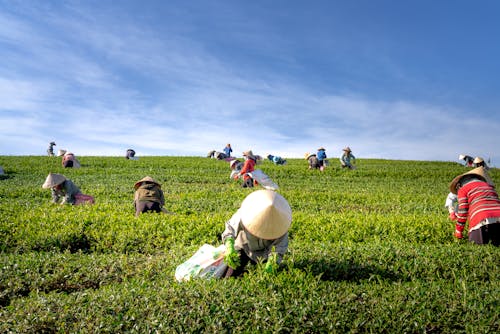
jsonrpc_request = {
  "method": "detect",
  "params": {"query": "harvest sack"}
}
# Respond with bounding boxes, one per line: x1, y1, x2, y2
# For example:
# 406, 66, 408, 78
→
175, 244, 227, 282
248, 169, 279, 190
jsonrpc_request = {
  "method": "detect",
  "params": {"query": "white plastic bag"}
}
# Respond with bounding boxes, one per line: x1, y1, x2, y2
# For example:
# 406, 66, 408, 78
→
248, 169, 279, 190
175, 244, 227, 282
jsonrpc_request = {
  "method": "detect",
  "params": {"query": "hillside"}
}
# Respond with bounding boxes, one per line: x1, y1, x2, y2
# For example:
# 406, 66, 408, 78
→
0, 156, 498, 332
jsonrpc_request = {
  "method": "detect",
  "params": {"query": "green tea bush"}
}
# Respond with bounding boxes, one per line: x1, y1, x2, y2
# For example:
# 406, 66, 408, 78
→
0, 156, 498, 332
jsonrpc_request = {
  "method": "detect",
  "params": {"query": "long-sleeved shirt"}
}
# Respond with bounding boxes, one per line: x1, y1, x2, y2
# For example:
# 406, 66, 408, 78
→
221, 209, 288, 263
134, 183, 165, 206
456, 179, 500, 231
51, 180, 81, 204
340, 152, 355, 166
239, 158, 256, 180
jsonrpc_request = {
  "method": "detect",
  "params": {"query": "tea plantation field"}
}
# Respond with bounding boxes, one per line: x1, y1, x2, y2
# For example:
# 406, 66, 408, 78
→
0, 156, 498, 333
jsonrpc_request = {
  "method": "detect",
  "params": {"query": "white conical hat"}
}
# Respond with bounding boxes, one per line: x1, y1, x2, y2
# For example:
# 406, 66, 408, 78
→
42, 173, 66, 188
473, 156, 484, 164
449, 166, 494, 194
239, 190, 292, 240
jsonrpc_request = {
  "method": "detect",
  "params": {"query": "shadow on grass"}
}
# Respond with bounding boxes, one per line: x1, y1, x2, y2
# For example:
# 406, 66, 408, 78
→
291, 258, 402, 282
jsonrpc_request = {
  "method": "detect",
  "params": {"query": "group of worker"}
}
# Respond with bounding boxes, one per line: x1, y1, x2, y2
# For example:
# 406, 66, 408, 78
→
39, 141, 498, 279
305, 146, 356, 171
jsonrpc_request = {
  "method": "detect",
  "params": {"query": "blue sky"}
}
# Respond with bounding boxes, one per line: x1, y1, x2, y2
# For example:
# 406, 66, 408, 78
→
1, 0, 499, 164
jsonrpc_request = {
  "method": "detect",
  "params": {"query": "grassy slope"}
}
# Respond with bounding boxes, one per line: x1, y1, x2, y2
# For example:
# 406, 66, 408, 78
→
0, 156, 498, 333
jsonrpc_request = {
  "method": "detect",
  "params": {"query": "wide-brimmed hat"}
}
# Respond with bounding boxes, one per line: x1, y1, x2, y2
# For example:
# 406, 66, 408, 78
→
134, 176, 161, 189
318, 147, 325, 151
304, 152, 316, 160
242, 150, 255, 159
57, 149, 67, 156
229, 159, 240, 169
42, 173, 66, 188
50, 141, 56, 145
343, 146, 351, 152
458, 154, 466, 160
473, 157, 484, 164
239, 190, 292, 240
449, 166, 494, 194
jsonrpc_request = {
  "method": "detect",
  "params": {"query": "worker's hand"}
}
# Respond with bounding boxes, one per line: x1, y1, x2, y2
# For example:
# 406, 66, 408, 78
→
454, 229, 463, 239
448, 212, 457, 221
264, 253, 278, 274
224, 238, 240, 269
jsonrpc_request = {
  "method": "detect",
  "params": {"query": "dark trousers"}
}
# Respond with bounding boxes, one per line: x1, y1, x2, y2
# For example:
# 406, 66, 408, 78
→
135, 201, 161, 217
469, 223, 500, 246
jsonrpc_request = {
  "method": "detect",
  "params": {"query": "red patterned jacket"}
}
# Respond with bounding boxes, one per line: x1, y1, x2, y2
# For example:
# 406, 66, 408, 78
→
456, 180, 500, 230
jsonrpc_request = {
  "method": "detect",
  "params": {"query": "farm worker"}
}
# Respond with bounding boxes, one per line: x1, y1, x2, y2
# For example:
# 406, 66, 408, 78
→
235, 150, 257, 188
62, 152, 80, 168
267, 154, 287, 165
125, 149, 138, 160
42, 173, 95, 205
229, 159, 243, 179
305, 152, 320, 170
134, 176, 171, 217
444, 192, 458, 221
47, 141, 56, 156
458, 154, 474, 167
317, 147, 327, 171
223, 143, 233, 157
449, 166, 500, 245
340, 147, 356, 169
222, 189, 292, 277
473, 157, 489, 170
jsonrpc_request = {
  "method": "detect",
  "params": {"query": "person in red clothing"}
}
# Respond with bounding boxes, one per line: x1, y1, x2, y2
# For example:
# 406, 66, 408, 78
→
234, 150, 257, 188
449, 166, 500, 245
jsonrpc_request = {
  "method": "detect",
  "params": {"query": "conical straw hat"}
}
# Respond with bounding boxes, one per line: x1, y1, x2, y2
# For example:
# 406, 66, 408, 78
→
42, 173, 66, 188
473, 157, 484, 164
449, 166, 494, 194
134, 176, 161, 189
239, 190, 292, 240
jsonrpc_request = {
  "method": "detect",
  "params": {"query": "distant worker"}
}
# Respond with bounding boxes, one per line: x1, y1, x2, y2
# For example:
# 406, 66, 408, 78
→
42, 173, 94, 205
133, 176, 171, 217
235, 150, 257, 187
473, 157, 489, 170
444, 192, 458, 221
47, 141, 56, 156
229, 159, 243, 179
222, 189, 292, 277
340, 147, 356, 169
267, 154, 287, 165
207, 150, 228, 160
223, 144, 233, 158
62, 152, 80, 168
317, 147, 327, 171
458, 154, 474, 167
305, 152, 320, 170
126, 149, 138, 160
449, 166, 500, 245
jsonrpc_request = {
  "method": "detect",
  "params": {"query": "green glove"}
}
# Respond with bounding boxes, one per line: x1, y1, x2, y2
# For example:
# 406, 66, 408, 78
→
265, 253, 278, 274
224, 238, 240, 269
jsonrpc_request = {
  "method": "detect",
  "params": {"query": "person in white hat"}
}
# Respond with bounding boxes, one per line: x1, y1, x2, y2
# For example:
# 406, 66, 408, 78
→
134, 176, 171, 217
473, 157, 489, 170
449, 167, 500, 245
47, 141, 56, 157
234, 150, 257, 187
458, 154, 474, 167
304, 152, 320, 170
61, 152, 80, 168
317, 147, 327, 171
229, 159, 243, 179
221, 190, 292, 277
42, 173, 94, 205
340, 147, 356, 169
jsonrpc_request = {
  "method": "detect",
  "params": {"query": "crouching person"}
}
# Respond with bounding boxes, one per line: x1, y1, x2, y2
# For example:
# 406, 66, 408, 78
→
134, 176, 172, 217
449, 166, 500, 245
42, 173, 94, 205
222, 190, 292, 277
